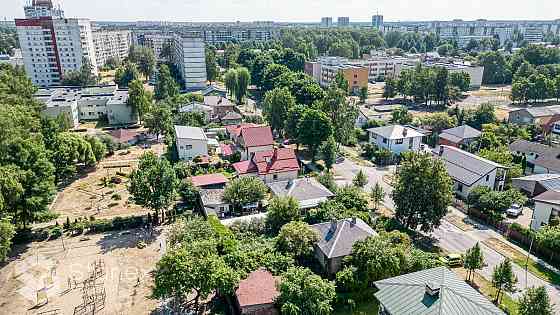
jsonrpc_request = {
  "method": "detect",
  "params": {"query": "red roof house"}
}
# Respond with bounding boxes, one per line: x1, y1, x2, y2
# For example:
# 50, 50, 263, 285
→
235, 269, 280, 315
189, 173, 229, 189
232, 148, 299, 183
238, 126, 275, 160
225, 123, 259, 142
109, 129, 140, 144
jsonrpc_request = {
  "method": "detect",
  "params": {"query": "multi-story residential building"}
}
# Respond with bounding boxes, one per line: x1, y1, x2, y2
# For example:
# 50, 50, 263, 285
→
24, 0, 64, 19
304, 57, 368, 94
172, 34, 207, 91
321, 17, 333, 28
136, 33, 174, 61
92, 30, 131, 67
372, 15, 384, 31
337, 17, 350, 27
393, 58, 484, 88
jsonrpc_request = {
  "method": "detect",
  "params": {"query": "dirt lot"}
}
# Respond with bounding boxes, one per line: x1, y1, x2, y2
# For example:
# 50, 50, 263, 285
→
0, 228, 163, 315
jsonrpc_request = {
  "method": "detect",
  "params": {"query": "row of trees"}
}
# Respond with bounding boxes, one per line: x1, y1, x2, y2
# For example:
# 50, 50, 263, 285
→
511, 65, 560, 104
0, 27, 18, 55
384, 64, 471, 106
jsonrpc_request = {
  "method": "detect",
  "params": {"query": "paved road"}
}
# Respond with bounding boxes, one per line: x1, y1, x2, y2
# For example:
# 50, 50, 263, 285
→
333, 158, 560, 311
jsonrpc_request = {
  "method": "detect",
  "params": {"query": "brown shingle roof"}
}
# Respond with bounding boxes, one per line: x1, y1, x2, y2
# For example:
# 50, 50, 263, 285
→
235, 269, 280, 308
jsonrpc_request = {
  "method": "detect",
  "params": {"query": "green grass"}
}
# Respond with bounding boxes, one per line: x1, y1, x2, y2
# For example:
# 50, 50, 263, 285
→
333, 290, 379, 315
511, 256, 560, 286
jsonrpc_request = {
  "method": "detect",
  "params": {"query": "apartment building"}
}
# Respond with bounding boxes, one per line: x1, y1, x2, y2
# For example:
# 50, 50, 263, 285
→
321, 17, 333, 28
93, 30, 132, 67
172, 34, 207, 91
305, 57, 368, 94
338, 17, 350, 27
136, 33, 174, 61
24, 0, 64, 19
393, 58, 484, 88
372, 15, 384, 31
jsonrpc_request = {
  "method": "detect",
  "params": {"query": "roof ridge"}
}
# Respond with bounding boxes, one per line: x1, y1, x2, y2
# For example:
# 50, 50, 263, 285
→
443, 285, 503, 314
327, 221, 346, 258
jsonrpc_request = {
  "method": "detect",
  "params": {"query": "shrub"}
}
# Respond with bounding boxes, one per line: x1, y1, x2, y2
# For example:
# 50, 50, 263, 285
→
111, 193, 122, 201
49, 226, 63, 239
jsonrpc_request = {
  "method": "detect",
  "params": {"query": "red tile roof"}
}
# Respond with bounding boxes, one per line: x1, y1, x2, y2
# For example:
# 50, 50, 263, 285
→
241, 126, 274, 148
189, 173, 228, 187
236, 269, 280, 308
219, 143, 236, 156
109, 129, 138, 143
232, 148, 299, 176
225, 123, 259, 138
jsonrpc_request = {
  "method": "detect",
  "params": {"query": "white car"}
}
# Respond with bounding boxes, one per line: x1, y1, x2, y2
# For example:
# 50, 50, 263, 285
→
506, 204, 523, 217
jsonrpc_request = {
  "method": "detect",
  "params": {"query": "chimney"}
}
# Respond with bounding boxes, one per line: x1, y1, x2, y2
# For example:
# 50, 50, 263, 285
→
402, 127, 408, 137
351, 217, 357, 225
425, 282, 441, 297
329, 219, 338, 233
438, 146, 444, 156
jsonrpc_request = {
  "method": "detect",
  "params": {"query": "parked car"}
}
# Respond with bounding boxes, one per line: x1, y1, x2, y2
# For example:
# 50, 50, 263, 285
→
335, 156, 345, 164
439, 253, 463, 267
506, 204, 523, 217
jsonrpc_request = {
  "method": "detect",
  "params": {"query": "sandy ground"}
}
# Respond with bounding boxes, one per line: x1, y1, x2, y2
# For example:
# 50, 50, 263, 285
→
0, 228, 164, 315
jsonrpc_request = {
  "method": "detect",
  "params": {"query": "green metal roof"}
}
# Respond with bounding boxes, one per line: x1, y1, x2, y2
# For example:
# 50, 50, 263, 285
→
374, 267, 505, 315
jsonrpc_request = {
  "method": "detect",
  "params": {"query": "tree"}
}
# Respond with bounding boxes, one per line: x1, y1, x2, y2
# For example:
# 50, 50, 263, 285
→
128, 152, 178, 221
448, 72, 471, 92
359, 86, 368, 103
478, 51, 512, 84
234, 67, 251, 104
128, 45, 156, 78
178, 179, 199, 209
0, 217, 15, 262
262, 64, 291, 92
392, 152, 453, 232
518, 286, 553, 315
263, 87, 295, 134
463, 242, 484, 283
370, 182, 385, 210
205, 47, 218, 83
128, 79, 153, 123
492, 259, 517, 304
464, 103, 497, 130
51, 132, 97, 182
265, 196, 300, 233
417, 112, 458, 134
61, 58, 98, 87
275, 221, 319, 260
252, 54, 274, 88
352, 169, 368, 188
285, 104, 306, 147
321, 86, 358, 146
223, 176, 267, 211
115, 62, 140, 87
84, 135, 107, 162
277, 267, 336, 315
390, 107, 413, 125
334, 72, 349, 93
383, 78, 398, 99
297, 109, 333, 160
320, 136, 337, 170
334, 185, 369, 212
155, 64, 179, 100
224, 68, 238, 99
144, 105, 173, 141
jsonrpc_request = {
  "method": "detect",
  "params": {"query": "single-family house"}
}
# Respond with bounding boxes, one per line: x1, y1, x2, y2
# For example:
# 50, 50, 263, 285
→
511, 174, 560, 197
375, 267, 505, 315
204, 96, 236, 119
232, 148, 300, 183
225, 123, 260, 144
199, 189, 232, 218
268, 178, 334, 210
238, 126, 275, 160
355, 107, 370, 128
438, 125, 481, 149
508, 105, 560, 126
189, 173, 229, 189
221, 111, 243, 126
311, 218, 377, 274
234, 269, 280, 315
436, 146, 507, 199
178, 102, 213, 122
367, 125, 424, 155
509, 139, 560, 174
174, 125, 209, 161
219, 143, 237, 159
532, 190, 560, 230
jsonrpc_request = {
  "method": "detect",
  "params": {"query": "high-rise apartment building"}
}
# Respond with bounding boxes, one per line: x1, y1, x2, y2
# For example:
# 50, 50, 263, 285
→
372, 15, 384, 31
172, 34, 207, 91
93, 30, 132, 67
338, 17, 350, 27
136, 33, 175, 61
15, 0, 98, 86
321, 17, 333, 28
24, 0, 64, 19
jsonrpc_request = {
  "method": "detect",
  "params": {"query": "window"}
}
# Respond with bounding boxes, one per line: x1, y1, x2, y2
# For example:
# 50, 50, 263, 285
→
273, 174, 278, 180
185, 145, 193, 150
458, 183, 463, 192
395, 138, 403, 144
486, 175, 490, 181
382, 137, 388, 144
409, 138, 414, 149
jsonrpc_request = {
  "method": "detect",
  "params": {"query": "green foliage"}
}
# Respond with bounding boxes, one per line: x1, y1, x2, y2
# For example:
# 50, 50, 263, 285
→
334, 185, 369, 212
467, 187, 527, 220
155, 64, 179, 100
390, 107, 413, 125
263, 87, 295, 134
128, 79, 153, 122
128, 45, 156, 78
352, 170, 368, 188
277, 267, 336, 315
224, 68, 238, 98
0, 217, 15, 262
262, 63, 291, 92
222, 176, 267, 211
416, 112, 457, 133
265, 196, 300, 233
321, 85, 358, 145
114, 62, 140, 87
205, 47, 218, 83
61, 58, 98, 87
316, 171, 338, 193
320, 136, 338, 170
234, 67, 251, 104
298, 108, 333, 160
370, 182, 385, 211
392, 152, 453, 232
275, 221, 319, 260
143, 105, 173, 140
178, 179, 199, 209
463, 242, 484, 282
84, 135, 107, 162
518, 286, 553, 315
383, 78, 398, 99
492, 259, 518, 304
359, 86, 368, 103
51, 132, 97, 181
128, 152, 178, 216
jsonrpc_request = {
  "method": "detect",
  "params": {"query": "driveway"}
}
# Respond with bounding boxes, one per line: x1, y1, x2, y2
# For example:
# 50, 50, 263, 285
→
334, 156, 560, 311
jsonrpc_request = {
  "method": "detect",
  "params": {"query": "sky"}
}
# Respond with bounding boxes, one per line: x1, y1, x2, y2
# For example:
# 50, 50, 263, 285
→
2, 0, 559, 22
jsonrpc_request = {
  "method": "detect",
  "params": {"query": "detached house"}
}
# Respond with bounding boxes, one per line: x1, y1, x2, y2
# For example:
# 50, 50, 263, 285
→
311, 218, 377, 274
225, 123, 259, 143
174, 125, 209, 161
436, 146, 507, 199
234, 269, 280, 315
238, 126, 275, 160
232, 148, 300, 183
204, 96, 236, 119
268, 178, 334, 210
509, 139, 560, 174
438, 125, 481, 149
368, 125, 424, 155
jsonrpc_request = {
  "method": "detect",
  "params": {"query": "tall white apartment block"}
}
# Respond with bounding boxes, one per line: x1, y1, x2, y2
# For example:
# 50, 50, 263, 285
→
16, 17, 98, 86
321, 17, 333, 28
172, 34, 207, 91
138, 33, 174, 61
93, 30, 132, 67
24, 0, 64, 19
372, 15, 384, 31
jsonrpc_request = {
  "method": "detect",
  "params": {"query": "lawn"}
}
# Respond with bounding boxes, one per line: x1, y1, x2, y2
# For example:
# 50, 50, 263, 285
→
333, 290, 379, 315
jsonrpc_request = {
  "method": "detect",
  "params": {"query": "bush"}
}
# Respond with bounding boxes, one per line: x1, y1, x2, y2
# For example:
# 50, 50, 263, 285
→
49, 226, 63, 239
111, 193, 122, 201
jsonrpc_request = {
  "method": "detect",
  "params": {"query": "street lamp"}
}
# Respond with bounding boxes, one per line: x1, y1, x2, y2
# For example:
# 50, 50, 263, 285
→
525, 209, 536, 290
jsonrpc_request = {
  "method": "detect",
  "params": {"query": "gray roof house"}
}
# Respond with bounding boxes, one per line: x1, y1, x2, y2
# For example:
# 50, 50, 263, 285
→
268, 178, 334, 210
512, 173, 560, 197
509, 139, 560, 174
435, 146, 507, 198
508, 105, 560, 125
311, 218, 377, 274
199, 189, 232, 218
438, 125, 481, 148
375, 267, 504, 315
368, 125, 425, 155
